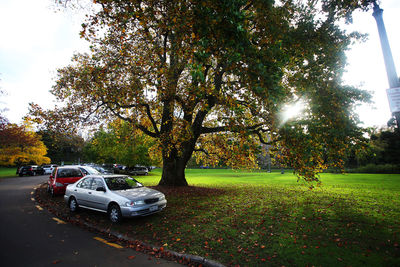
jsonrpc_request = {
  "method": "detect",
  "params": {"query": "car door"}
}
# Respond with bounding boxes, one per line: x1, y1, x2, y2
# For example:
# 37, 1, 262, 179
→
73, 177, 93, 207
88, 178, 108, 211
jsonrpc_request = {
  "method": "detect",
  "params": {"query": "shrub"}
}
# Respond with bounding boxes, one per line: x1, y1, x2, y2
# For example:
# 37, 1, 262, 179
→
347, 164, 400, 174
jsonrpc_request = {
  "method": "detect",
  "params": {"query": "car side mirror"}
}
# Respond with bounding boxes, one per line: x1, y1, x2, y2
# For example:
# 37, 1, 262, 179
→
96, 186, 106, 192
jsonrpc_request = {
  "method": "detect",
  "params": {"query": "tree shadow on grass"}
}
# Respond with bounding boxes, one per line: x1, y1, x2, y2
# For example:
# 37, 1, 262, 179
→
36, 184, 400, 266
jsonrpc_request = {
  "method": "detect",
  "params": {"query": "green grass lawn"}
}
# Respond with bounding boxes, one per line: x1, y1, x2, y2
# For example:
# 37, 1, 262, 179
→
127, 169, 400, 266
143, 168, 400, 189
31, 168, 400, 265
0, 167, 17, 178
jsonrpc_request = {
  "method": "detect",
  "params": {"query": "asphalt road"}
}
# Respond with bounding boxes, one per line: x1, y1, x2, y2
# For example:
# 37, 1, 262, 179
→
0, 175, 181, 267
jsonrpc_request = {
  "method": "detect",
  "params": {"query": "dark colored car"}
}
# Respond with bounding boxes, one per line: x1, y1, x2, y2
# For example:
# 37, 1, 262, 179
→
17, 165, 45, 177
112, 164, 125, 174
47, 166, 84, 196
120, 166, 148, 176
92, 165, 113, 174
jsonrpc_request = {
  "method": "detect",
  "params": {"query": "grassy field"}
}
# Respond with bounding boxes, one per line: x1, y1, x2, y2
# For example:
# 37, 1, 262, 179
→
0, 167, 17, 178
144, 168, 400, 188
15, 167, 398, 265
36, 168, 398, 266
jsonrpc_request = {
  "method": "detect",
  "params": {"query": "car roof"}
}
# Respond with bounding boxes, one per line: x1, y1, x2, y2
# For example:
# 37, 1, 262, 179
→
83, 174, 129, 179
64, 165, 96, 169
56, 166, 81, 169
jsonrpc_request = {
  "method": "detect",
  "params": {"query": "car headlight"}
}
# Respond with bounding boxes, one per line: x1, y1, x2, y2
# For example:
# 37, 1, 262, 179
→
125, 200, 145, 207
159, 195, 166, 201
55, 182, 64, 187
125, 201, 134, 207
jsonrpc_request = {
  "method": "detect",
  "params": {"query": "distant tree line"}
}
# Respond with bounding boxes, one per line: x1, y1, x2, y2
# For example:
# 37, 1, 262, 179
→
2, 107, 398, 174
345, 127, 400, 173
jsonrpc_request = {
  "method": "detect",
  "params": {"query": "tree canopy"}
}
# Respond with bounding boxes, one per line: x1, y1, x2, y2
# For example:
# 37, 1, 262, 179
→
38, 129, 85, 164
84, 119, 159, 167
351, 127, 400, 168
30, 0, 372, 186
0, 117, 50, 166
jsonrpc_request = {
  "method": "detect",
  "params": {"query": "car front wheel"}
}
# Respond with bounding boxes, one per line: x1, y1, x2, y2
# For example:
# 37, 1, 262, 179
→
69, 197, 79, 212
108, 204, 122, 223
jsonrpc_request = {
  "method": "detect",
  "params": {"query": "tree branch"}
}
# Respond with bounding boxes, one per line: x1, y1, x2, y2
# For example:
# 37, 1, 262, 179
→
106, 101, 159, 138
193, 147, 209, 156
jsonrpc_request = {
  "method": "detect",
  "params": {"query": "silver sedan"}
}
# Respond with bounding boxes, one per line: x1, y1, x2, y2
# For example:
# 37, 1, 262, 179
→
64, 174, 167, 223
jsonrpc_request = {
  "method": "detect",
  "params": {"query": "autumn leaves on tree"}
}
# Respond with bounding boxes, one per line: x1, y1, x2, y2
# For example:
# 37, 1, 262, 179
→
0, 116, 50, 166
30, 0, 372, 186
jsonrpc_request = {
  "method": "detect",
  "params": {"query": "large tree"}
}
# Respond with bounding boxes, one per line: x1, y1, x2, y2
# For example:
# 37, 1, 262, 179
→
31, 0, 372, 186
38, 130, 85, 164
0, 117, 50, 166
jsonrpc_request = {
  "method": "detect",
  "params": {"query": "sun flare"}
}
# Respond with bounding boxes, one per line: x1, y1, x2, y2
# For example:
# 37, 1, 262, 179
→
279, 99, 307, 125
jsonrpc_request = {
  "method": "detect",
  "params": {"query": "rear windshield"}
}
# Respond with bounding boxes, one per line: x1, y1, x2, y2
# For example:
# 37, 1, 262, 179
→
57, 168, 83, 178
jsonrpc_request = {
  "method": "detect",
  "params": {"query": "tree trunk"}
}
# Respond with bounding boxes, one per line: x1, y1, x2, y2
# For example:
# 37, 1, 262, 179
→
158, 155, 189, 186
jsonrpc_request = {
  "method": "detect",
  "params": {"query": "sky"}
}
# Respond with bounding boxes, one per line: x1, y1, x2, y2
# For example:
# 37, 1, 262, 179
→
0, 0, 399, 128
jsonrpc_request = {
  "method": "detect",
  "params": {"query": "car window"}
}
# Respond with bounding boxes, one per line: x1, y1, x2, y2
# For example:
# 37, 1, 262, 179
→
57, 168, 83, 178
79, 166, 100, 175
91, 178, 104, 190
79, 167, 89, 175
77, 178, 92, 189
104, 177, 142, 190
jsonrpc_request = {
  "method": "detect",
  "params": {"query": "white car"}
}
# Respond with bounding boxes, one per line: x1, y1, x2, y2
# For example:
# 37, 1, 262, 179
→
77, 165, 101, 176
64, 174, 167, 223
42, 164, 58, 175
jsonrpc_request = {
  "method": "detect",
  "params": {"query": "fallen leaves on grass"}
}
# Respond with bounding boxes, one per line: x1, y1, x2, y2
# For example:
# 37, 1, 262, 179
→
36, 183, 400, 266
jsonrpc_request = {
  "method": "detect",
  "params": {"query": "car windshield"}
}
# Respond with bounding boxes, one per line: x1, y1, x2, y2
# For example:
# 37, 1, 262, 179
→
94, 166, 107, 173
82, 166, 101, 174
104, 176, 143, 191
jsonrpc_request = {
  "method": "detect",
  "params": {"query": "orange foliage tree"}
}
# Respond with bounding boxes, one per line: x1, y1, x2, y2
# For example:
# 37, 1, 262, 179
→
0, 116, 50, 166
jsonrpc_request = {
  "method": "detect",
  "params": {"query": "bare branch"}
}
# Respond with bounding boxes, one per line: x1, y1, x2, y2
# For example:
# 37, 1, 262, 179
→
193, 148, 209, 156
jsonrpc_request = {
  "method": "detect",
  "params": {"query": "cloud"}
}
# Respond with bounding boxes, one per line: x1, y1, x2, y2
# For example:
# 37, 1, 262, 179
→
0, 0, 89, 123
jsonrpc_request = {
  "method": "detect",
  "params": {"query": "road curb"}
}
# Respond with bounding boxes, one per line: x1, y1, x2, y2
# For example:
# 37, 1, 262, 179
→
34, 183, 226, 267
